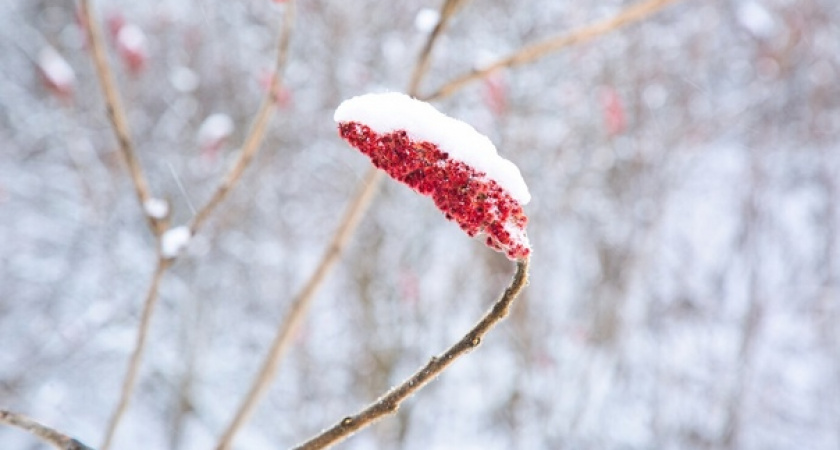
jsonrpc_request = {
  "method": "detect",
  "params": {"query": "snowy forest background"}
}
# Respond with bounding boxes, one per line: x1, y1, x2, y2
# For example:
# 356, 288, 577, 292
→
2, 0, 839, 449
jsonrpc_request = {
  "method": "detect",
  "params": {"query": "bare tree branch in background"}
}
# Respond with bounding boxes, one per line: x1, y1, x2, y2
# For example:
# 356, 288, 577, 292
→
189, 0, 296, 236
406, 0, 470, 97
423, 0, 683, 101
293, 258, 530, 450
0, 409, 95, 450
77, 1, 297, 448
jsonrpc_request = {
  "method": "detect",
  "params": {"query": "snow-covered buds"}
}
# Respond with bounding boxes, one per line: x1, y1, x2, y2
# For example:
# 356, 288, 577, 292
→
38, 46, 76, 99
334, 92, 531, 260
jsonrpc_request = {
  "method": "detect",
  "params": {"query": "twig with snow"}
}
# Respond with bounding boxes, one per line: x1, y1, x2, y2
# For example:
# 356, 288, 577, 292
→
293, 258, 530, 450
423, 0, 683, 101
0, 409, 95, 450
78, 2, 171, 447
78, 0, 162, 236
85, 2, 296, 449
293, 92, 533, 448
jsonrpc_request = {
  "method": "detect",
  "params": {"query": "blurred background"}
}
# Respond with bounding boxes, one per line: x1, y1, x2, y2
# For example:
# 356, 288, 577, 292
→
2, 0, 839, 448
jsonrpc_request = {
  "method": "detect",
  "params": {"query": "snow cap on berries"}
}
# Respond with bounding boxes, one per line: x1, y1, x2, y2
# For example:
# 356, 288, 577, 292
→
334, 92, 531, 260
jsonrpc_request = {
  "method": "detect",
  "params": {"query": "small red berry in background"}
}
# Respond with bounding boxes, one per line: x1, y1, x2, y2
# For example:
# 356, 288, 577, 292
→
482, 70, 508, 117
197, 113, 234, 163
259, 70, 293, 108
600, 85, 627, 136
115, 24, 148, 75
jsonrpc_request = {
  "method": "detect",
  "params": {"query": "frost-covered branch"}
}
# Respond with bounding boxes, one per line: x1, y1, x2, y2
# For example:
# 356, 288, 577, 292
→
293, 258, 530, 450
0, 409, 95, 450
423, 0, 683, 101
78, 0, 162, 236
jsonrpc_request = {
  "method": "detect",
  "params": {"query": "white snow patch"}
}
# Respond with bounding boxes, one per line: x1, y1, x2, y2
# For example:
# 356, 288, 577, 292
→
117, 24, 147, 53
737, 1, 776, 39
160, 226, 191, 259
38, 46, 76, 88
414, 8, 440, 33
334, 92, 531, 204
197, 113, 234, 147
143, 197, 169, 219
170, 66, 199, 93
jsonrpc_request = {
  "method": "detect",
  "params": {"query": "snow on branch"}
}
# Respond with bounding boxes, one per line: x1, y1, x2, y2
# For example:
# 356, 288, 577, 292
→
335, 92, 531, 260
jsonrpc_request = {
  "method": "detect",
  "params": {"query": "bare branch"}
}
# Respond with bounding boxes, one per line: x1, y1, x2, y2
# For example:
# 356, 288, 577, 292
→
214, 168, 382, 450
422, 0, 682, 101
1, 409, 95, 450
100, 257, 170, 450
78, 0, 161, 236
406, 0, 470, 97
293, 258, 531, 450
189, 1, 296, 235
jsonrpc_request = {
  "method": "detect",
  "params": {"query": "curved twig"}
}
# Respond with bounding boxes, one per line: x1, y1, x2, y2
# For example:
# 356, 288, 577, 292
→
293, 258, 530, 450
1, 408, 95, 450
422, 0, 682, 101
189, 0, 296, 235
406, 0, 470, 97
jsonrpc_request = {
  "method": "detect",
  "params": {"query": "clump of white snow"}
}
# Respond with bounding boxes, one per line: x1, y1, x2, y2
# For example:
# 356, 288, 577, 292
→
197, 113, 234, 148
160, 226, 191, 259
414, 8, 440, 33
143, 197, 169, 219
170, 66, 199, 93
737, 1, 776, 39
117, 24, 147, 54
334, 92, 531, 204
38, 46, 76, 93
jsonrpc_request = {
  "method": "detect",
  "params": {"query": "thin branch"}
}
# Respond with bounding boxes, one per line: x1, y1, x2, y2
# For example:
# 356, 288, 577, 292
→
422, 0, 682, 101
189, 0, 296, 236
100, 257, 170, 450
78, 0, 161, 236
406, 0, 470, 97
214, 168, 381, 450
1, 409, 94, 450
293, 258, 530, 450
213, 1, 468, 446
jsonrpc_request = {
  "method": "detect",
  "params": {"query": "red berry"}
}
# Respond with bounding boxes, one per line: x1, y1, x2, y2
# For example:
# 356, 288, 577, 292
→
338, 122, 530, 260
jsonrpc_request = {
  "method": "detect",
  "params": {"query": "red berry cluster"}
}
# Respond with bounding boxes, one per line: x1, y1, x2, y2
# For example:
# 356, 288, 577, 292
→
339, 121, 530, 260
